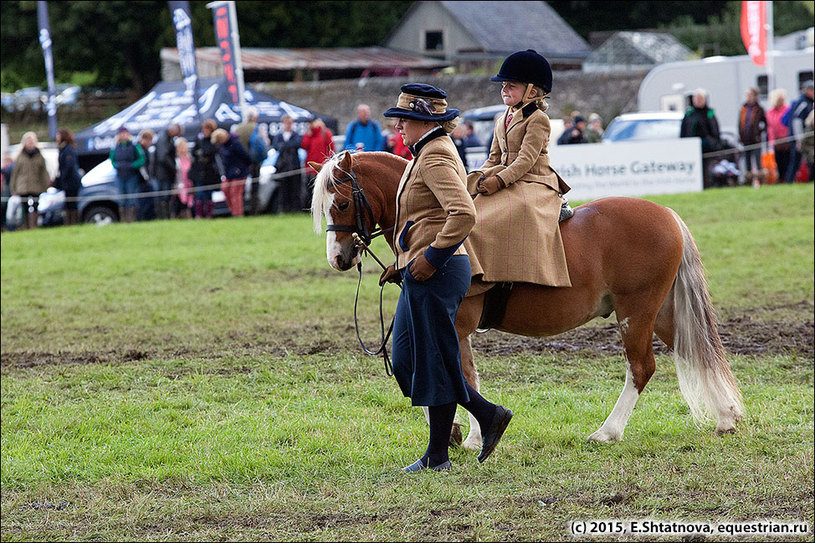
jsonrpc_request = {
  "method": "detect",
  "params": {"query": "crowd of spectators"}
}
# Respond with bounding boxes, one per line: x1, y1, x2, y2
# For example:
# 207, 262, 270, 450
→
4, 83, 813, 230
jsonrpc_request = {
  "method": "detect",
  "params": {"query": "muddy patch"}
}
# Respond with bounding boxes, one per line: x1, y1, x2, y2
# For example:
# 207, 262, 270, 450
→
471, 315, 813, 359
2, 308, 812, 370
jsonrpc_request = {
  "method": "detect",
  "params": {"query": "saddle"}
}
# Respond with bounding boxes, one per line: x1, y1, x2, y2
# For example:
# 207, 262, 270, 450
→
477, 282, 514, 330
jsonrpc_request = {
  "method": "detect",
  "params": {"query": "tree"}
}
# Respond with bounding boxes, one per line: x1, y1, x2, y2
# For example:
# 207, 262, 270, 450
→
1, 0, 412, 92
2, 1, 811, 93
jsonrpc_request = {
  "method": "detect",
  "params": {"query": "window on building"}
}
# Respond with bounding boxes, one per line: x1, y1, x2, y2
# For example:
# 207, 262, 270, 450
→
425, 30, 443, 52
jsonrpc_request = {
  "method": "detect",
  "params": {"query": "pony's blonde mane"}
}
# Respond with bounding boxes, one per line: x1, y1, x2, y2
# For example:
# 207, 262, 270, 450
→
310, 151, 350, 233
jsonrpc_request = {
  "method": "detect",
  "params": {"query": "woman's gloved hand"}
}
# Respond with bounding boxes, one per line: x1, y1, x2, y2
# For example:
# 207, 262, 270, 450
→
379, 265, 401, 286
476, 175, 504, 195
409, 254, 436, 281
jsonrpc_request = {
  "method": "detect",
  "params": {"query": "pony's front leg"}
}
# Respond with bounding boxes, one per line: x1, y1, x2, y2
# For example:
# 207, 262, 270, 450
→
459, 335, 483, 450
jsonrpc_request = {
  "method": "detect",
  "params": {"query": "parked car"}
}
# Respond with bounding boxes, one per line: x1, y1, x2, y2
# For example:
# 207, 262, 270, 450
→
1, 92, 16, 111
601, 111, 685, 143
52, 83, 82, 106
10, 87, 44, 111
36, 150, 282, 226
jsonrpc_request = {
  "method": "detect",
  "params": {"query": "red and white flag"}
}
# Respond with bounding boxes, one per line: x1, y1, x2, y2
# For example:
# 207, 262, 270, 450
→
741, 1, 767, 66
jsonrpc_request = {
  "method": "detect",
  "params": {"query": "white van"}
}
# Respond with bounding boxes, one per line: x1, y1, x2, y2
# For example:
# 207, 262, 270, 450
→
637, 47, 814, 135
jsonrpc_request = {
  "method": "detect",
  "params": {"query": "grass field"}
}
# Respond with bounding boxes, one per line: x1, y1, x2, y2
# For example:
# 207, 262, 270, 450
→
1, 183, 813, 541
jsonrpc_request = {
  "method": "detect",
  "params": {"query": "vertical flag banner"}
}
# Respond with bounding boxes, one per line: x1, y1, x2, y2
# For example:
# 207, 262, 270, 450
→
168, 0, 201, 122
37, 0, 57, 139
741, 1, 767, 66
210, 2, 240, 106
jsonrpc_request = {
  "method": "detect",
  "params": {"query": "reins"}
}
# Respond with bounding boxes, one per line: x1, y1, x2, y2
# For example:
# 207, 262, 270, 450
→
352, 234, 398, 377
324, 166, 397, 376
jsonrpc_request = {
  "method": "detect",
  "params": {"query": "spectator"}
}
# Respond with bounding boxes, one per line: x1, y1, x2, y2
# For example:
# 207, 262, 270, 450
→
1, 154, 13, 231
10, 132, 51, 230
211, 127, 251, 217
54, 128, 82, 226
450, 123, 468, 167
785, 80, 814, 183
154, 123, 182, 219
301, 117, 335, 206
680, 90, 721, 187
343, 104, 385, 152
681, 89, 722, 151
560, 115, 587, 144
272, 115, 304, 212
766, 88, 791, 182
109, 126, 145, 223
738, 87, 767, 185
382, 118, 397, 154
556, 115, 574, 145
136, 129, 157, 221
585, 113, 604, 143
462, 120, 481, 147
234, 106, 268, 214
174, 137, 193, 219
803, 109, 814, 182
190, 119, 220, 219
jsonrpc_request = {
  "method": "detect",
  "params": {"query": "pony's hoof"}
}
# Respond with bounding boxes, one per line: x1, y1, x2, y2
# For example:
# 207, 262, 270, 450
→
449, 422, 463, 447
587, 430, 622, 443
462, 437, 482, 451
715, 425, 737, 435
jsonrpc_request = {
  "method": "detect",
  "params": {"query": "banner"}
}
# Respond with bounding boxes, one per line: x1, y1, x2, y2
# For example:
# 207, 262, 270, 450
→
467, 139, 703, 201
37, 1, 57, 139
741, 1, 767, 66
168, 0, 201, 122
210, 1, 240, 106
550, 139, 703, 201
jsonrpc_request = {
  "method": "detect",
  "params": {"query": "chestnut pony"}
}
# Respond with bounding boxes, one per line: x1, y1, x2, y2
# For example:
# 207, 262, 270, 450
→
311, 151, 743, 449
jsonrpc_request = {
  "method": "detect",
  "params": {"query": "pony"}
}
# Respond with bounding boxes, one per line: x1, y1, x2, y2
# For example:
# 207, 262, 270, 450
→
310, 150, 743, 449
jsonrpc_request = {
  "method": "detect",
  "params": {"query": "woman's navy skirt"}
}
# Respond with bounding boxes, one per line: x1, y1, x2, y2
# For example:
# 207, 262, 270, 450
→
392, 255, 472, 407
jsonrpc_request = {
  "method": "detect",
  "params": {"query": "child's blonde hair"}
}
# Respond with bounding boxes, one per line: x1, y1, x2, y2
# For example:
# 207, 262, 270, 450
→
530, 85, 549, 112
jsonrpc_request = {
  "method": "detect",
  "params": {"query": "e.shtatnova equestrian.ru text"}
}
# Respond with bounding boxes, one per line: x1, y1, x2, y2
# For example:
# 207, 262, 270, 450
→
569, 519, 811, 537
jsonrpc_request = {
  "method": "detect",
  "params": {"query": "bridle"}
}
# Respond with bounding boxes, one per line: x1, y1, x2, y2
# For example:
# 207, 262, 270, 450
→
324, 162, 396, 375
324, 166, 390, 249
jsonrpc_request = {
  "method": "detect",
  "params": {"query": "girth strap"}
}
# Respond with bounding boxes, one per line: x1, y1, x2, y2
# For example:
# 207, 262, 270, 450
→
477, 282, 514, 331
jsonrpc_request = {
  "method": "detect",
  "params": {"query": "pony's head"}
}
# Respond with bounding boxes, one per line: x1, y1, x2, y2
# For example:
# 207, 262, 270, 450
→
310, 151, 365, 271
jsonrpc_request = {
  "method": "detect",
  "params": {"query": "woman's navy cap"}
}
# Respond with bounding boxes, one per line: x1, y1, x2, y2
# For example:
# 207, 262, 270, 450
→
384, 83, 460, 122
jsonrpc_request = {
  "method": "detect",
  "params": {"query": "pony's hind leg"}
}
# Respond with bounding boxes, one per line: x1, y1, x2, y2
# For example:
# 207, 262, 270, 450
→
462, 336, 481, 451
459, 335, 482, 450
455, 295, 485, 450
588, 311, 657, 443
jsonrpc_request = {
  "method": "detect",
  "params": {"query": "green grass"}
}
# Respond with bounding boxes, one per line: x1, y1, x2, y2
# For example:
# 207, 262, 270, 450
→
1, 183, 813, 541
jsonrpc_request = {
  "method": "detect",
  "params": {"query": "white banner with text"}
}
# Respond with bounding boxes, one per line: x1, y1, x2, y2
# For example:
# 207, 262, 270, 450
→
550, 138, 703, 202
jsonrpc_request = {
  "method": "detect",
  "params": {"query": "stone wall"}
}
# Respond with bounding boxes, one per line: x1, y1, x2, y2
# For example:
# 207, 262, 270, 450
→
255, 70, 648, 133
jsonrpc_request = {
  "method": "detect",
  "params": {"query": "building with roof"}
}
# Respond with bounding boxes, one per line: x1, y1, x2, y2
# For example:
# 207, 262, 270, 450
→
383, 1, 591, 71
582, 31, 693, 73
160, 46, 450, 83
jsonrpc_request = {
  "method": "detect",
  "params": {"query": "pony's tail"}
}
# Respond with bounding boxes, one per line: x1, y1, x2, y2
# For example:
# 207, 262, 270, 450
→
670, 212, 744, 429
